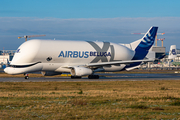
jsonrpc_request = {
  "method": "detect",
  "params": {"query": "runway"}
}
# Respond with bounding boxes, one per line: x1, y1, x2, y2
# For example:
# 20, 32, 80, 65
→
1, 73, 180, 82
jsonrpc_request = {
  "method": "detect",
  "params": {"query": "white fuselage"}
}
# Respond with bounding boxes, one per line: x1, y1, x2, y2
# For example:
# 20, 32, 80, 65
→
5, 39, 135, 75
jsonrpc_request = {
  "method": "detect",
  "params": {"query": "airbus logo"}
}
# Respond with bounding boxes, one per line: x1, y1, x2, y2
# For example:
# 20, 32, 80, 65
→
58, 51, 89, 58
58, 41, 114, 63
58, 51, 111, 58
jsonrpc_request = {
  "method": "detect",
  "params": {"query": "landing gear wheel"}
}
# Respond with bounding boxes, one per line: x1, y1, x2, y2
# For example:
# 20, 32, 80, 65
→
71, 76, 82, 79
88, 75, 99, 79
24, 73, 29, 79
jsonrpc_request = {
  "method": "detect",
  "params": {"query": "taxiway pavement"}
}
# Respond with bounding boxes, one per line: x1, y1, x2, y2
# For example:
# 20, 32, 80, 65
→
1, 73, 180, 82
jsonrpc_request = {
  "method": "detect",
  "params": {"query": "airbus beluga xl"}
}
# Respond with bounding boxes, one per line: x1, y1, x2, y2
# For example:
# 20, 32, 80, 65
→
4, 26, 158, 79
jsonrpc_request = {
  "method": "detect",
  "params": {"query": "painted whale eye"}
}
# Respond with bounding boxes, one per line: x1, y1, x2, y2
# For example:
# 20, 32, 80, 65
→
46, 57, 52, 61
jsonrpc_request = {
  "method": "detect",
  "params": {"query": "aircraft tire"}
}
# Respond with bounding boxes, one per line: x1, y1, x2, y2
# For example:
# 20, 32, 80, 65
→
71, 76, 82, 79
25, 76, 29, 79
88, 75, 99, 79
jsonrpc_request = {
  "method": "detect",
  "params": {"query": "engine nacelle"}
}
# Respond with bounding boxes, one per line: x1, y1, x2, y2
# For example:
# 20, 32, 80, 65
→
71, 67, 92, 76
41, 71, 62, 76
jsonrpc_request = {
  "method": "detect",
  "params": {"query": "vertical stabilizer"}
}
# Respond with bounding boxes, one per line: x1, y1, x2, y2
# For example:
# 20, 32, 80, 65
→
131, 26, 158, 60
168, 45, 177, 59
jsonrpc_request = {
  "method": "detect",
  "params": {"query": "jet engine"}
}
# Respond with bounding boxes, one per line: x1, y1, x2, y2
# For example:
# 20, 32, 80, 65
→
71, 67, 92, 76
41, 71, 62, 76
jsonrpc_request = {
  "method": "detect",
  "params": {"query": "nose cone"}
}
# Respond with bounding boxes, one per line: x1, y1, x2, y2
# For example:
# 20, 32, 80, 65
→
4, 67, 9, 74
4, 67, 16, 75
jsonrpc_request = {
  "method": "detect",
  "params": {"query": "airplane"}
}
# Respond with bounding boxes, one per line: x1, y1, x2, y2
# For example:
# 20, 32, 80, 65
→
157, 45, 178, 60
168, 45, 177, 59
4, 26, 158, 79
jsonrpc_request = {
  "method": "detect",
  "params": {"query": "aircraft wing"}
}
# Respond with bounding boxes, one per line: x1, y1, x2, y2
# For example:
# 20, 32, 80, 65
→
62, 59, 153, 69
84, 59, 153, 68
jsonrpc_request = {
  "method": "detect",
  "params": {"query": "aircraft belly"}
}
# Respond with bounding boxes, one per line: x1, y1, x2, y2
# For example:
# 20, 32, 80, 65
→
55, 67, 71, 73
41, 63, 61, 71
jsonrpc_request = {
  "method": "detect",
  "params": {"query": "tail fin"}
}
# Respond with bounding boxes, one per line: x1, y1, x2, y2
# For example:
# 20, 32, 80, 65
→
168, 45, 177, 59
131, 26, 158, 60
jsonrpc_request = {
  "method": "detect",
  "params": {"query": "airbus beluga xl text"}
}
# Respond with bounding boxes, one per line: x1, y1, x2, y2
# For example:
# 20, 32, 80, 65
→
4, 26, 158, 79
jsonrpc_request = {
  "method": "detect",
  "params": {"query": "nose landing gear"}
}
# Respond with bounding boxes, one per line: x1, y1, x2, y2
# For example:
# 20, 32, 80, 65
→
24, 73, 29, 79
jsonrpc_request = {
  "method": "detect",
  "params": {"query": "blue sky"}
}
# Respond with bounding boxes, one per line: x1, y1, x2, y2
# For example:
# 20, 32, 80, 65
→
0, 0, 180, 50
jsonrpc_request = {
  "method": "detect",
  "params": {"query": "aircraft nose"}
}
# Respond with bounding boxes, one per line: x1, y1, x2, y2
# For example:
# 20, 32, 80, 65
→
4, 67, 8, 74
4, 67, 15, 75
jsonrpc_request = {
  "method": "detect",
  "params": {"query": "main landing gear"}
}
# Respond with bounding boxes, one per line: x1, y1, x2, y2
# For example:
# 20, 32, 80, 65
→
24, 73, 29, 79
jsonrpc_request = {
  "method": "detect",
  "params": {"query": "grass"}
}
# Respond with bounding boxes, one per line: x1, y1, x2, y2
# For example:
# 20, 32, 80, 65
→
0, 80, 180, 119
